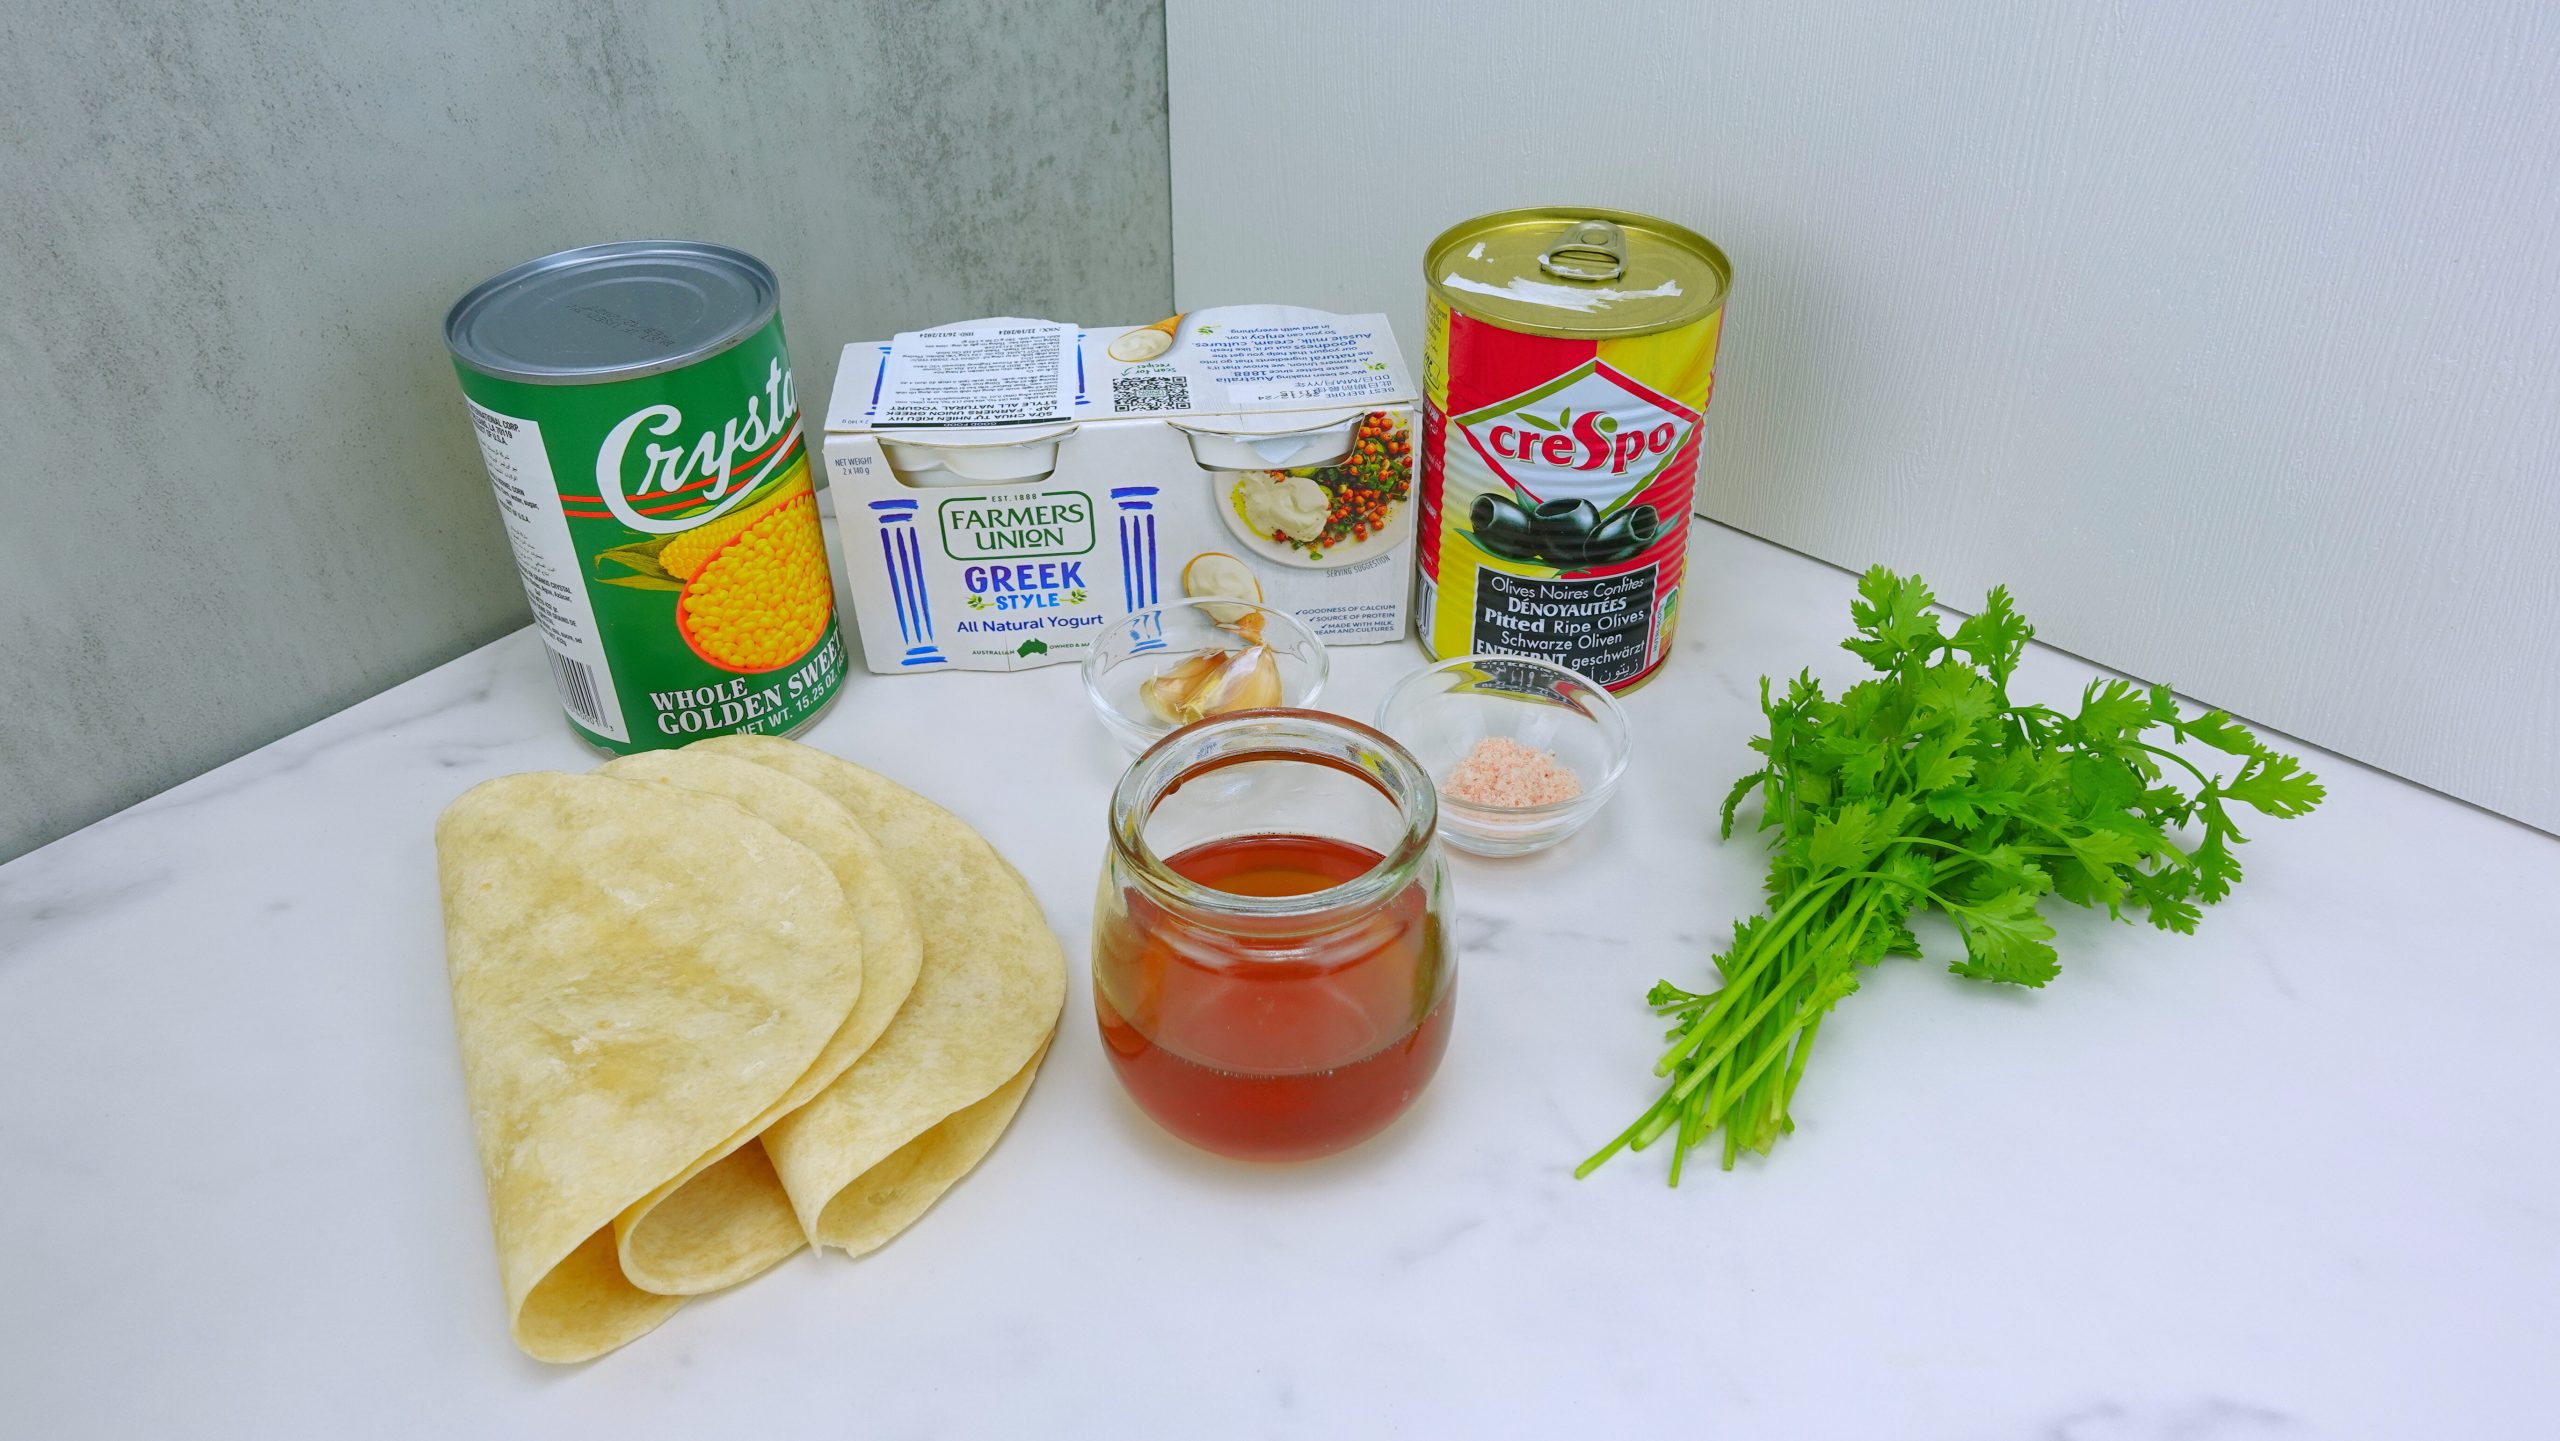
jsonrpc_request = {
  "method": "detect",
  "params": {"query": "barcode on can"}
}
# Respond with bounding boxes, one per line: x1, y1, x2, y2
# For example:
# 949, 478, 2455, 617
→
1112, 372, 1191, 413
543, 647, 610, 730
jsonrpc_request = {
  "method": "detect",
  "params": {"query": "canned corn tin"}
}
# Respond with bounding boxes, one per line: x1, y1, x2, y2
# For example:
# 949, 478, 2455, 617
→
446, 241, 846, 752
1417, 208, 1729, 690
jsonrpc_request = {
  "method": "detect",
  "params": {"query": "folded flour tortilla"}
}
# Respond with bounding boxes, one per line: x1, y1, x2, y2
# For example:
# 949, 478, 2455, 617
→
435, 772, 866, 1362
700, 735, 1066, 1256
595, 751, 923, 1296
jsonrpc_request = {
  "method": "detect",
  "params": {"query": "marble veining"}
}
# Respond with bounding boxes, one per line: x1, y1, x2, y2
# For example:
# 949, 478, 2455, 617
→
2038, 1399, 2298, 1441
0, 523, 2554, 1439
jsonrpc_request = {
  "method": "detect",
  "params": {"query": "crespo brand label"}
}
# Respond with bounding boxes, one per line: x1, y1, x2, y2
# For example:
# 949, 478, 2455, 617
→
1456, 360, 1699, 509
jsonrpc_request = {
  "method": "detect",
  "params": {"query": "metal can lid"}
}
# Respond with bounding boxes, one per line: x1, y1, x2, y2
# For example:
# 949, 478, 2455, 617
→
1425, 207, 1730, 340
445, 241, 781, 385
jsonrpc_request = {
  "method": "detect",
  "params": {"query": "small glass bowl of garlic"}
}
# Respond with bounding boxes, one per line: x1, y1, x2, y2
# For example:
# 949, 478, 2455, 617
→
1082, 597, 1330, 754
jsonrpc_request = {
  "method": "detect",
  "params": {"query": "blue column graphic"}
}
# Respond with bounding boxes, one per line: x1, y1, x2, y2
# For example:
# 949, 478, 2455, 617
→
1111, 486, 1160, 615
867, 498, 944, 666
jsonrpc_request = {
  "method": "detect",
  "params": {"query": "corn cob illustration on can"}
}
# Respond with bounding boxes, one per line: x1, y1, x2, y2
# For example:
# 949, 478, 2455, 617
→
1417, 208, 1729, 690
446, 241, 846, 751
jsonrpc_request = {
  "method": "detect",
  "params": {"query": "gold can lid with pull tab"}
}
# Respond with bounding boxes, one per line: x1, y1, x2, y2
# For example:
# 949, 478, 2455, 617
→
1424, 206, 1730, 340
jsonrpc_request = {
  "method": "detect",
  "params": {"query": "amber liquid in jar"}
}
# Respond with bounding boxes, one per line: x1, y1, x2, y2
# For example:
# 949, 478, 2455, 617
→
1097, 831, 1452, 1162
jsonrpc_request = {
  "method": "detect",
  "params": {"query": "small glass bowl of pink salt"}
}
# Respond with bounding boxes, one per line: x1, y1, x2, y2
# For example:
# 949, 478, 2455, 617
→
1373, 654, 1631, 857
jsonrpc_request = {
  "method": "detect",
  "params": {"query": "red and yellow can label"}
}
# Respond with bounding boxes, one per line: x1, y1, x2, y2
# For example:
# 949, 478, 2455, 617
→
1417, 298, 1722, 689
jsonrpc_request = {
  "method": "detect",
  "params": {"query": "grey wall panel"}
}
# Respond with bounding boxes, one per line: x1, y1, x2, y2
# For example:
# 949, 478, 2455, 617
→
0, 0, 1171, 859
1168, 0, 2560, 831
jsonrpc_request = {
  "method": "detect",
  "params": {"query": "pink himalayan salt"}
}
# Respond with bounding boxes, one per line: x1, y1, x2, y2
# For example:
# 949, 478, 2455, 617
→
1443, 735, 1583, 808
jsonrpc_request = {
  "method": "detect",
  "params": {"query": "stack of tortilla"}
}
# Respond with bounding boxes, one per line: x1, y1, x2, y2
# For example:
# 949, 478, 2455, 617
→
433, 735, 1066, 1362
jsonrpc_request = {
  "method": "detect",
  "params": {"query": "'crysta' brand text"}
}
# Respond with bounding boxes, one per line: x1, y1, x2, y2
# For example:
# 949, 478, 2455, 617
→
595, 359, 797, 535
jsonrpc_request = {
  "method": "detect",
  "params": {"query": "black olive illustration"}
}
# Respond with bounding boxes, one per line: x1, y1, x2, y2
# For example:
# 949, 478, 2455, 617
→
1586, 503, 1666, 564
1587, 513, 1638, 563
1527, 498, 1601, 565
1468, 492, 1542, 560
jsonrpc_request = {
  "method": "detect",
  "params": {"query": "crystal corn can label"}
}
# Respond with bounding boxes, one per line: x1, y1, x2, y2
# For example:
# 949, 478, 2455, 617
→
1417, 296, 1721, 690
453, 317, 846, 751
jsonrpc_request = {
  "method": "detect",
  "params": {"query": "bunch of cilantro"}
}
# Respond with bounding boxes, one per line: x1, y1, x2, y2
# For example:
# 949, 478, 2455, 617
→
1580, 568, 2325, 1183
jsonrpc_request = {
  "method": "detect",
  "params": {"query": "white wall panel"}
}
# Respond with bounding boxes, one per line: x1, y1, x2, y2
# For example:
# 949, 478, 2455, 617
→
1168, 0, 2560, 829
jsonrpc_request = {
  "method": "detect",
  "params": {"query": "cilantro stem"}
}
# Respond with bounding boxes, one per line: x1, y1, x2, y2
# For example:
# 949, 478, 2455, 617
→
2134, 740, 2217, 791
1632, 1096, 1680, 1151
1779, 1013, 1822, 1114
1576, 1094, 1672, 1177
1652, 879, 1847, 1073
1666, 962, 1816, 1104
1704, 996, 1830, 1132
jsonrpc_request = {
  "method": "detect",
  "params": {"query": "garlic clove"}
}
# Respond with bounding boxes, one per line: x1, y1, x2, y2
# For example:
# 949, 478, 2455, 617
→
1141, 651, 1228, 724
1189, 645, 1281, 717
1138, 645, 1283, 726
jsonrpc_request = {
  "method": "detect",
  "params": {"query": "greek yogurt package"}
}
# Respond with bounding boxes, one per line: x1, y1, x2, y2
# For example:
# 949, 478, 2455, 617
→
820, 307, 1418, 672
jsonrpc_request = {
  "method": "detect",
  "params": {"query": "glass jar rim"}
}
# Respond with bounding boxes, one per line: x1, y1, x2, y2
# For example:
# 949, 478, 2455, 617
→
1108, 708, 1440, 922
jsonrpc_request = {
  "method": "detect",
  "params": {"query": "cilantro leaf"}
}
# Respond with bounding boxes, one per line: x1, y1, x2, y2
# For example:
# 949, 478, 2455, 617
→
2069, 679, 2157, 747
2138, 784, 2199, 827
1949, 585, 2034, 682
2126, 866, 2203, 933
2068, 754, 2145, 813
2064, 826, 2149, 873
2223, 752, 2326, 818
1876, 849, 1938, 903
1926, 781, 2030, 829
1719, 769, 1771, 839
2081, 808, 2174, 855
1909, 736, 1976, 792
1805, 797, 1915, 873
2192, 828, 2244, 903
1845, 567, 1945, 670
2178, 709, 2265, 759
1946, 890, 2062, 987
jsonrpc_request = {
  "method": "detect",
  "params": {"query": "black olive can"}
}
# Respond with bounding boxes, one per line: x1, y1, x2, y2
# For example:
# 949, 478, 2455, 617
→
1418, 207, 1730, 690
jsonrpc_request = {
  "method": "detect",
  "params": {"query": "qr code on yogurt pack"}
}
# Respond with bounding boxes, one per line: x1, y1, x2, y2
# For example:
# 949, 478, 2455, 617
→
1111, 373, 1191, 413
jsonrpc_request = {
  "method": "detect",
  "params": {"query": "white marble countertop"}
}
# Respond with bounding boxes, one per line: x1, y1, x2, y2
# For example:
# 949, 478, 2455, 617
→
4, 522, 2554, 1440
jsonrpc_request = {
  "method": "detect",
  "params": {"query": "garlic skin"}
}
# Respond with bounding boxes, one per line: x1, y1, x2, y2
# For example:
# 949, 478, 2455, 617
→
1139, 652, 1224, 724
1140, 645, 1282, 725
1190, 645, 1282, 716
